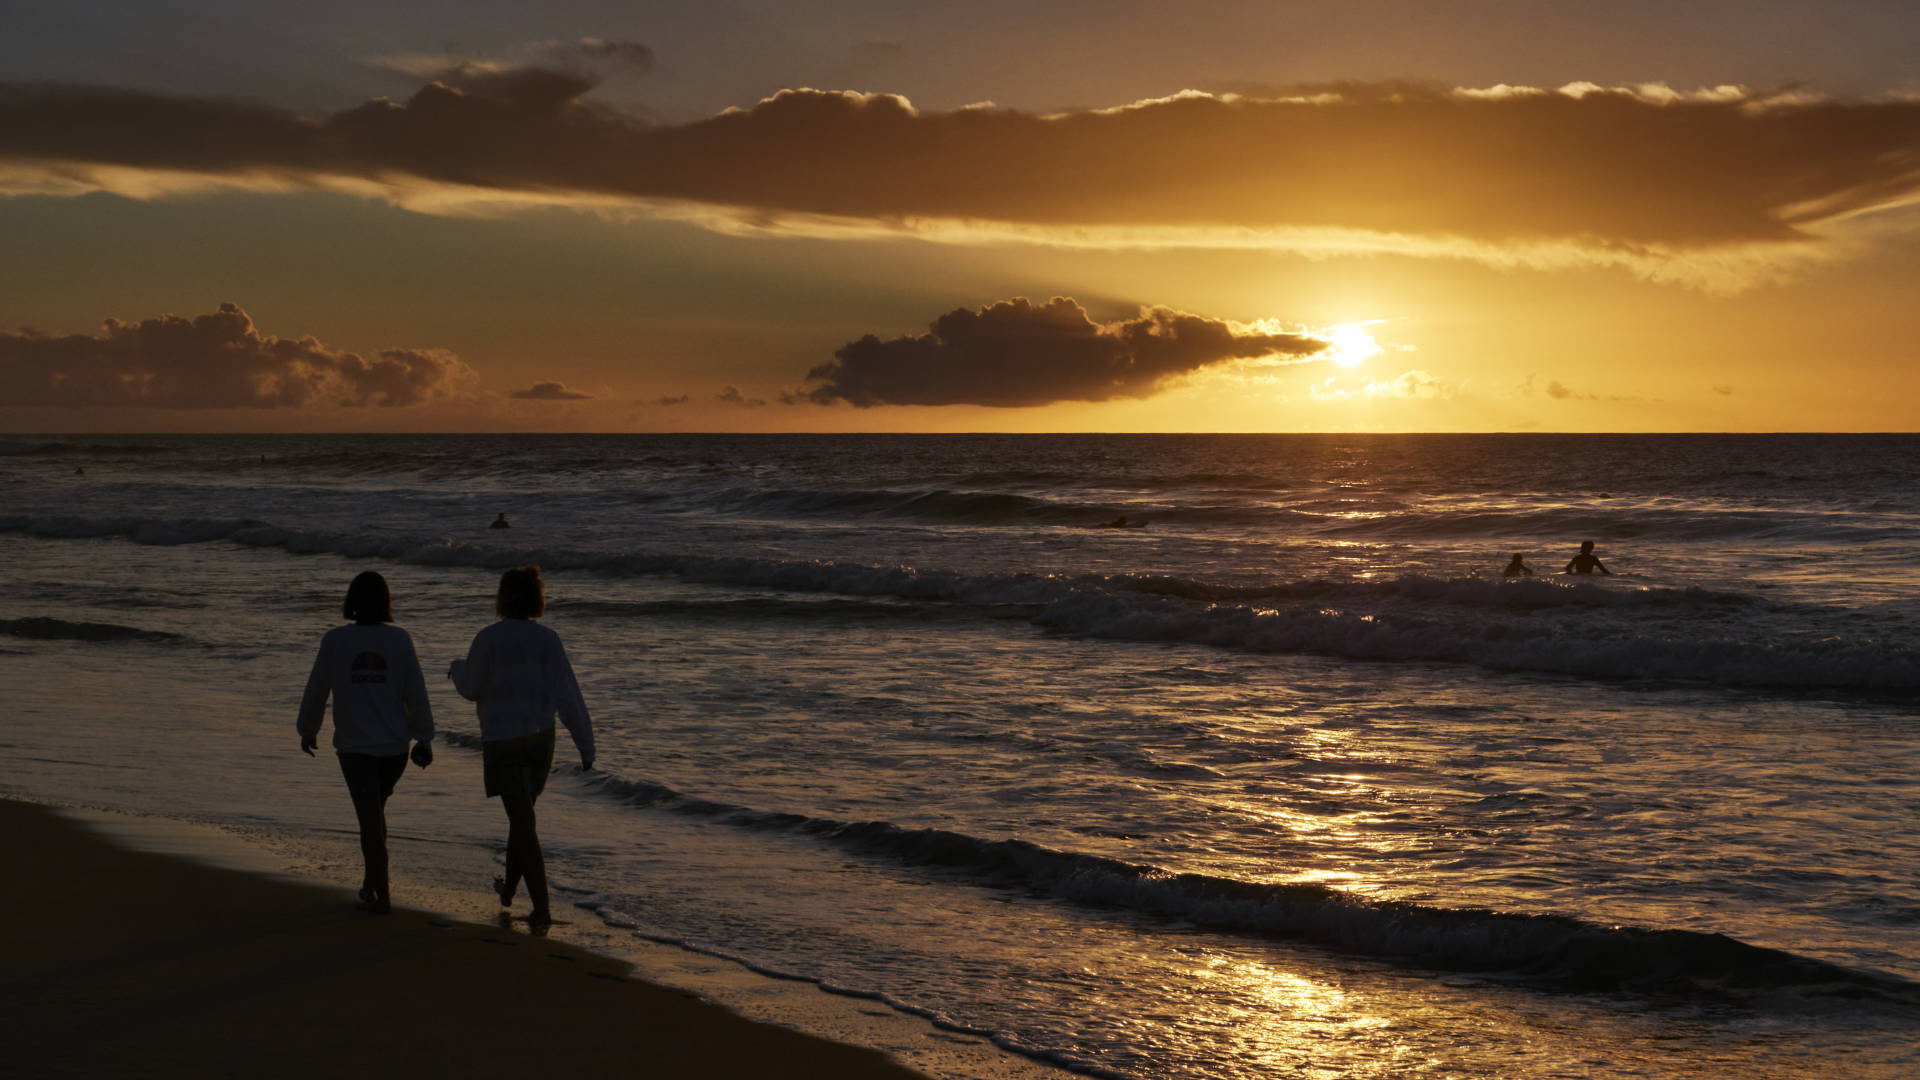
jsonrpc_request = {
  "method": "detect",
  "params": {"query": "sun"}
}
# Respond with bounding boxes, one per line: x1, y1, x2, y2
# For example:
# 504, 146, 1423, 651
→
1326, 324, 1384, 368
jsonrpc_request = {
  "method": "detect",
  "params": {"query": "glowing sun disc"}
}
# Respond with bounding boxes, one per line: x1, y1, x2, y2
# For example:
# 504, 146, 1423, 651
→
1327, 324, 1382, 368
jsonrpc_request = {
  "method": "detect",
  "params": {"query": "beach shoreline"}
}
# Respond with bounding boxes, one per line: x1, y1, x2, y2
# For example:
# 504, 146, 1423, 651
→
1, 797, 1048, 1079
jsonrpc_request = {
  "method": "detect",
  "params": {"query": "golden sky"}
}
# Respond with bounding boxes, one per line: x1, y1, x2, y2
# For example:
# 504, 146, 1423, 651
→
4, 1, 1919, 432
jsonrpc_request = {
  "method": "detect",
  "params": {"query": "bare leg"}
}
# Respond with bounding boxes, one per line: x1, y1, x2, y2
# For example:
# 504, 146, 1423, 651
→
500, 790, 548, 924
497, 839, 519, 906
349, 791, 391, 912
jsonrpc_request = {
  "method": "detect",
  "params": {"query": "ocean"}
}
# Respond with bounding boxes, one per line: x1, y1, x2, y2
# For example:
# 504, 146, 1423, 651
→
4, 433, 1917, 1078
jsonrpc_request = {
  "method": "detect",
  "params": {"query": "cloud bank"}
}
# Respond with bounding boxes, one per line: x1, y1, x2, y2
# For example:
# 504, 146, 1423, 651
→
6, 76, 1920, 276
11, 76, 1920, 263
803, 297, 1325, 408
4, 303, 474, 408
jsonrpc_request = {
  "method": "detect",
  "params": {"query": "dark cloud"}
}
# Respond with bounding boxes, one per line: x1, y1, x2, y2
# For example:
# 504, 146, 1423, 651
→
642, 393, 691, 406
553, 38, 656, 76
427, 64, 601, 111
510, 381, 592, 400
715, 385, 766, 407
802, 296, 1325, 408
1713, 384, 1735, 395
7, 79, 1920, 254
3, 303, 472, 409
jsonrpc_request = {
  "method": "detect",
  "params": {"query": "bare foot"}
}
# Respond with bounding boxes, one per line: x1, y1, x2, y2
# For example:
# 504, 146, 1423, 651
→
493, 875, 514, 908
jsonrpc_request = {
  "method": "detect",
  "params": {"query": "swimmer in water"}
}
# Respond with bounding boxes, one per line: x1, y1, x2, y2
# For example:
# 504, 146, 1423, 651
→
1563, 540, 1611, 575
1503, 553, 1533, 577
490, 513, 511, 530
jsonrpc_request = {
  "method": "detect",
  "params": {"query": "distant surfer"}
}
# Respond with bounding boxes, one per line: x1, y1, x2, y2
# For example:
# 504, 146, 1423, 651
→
490, 513, 511, 529
1096, 515, 1142, 528
1502, 553, 1533, 577
296, 571, 435, 915
1563, 540, 1612, 575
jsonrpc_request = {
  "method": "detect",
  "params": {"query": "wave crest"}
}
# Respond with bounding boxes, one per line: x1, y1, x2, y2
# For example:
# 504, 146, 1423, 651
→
8, 513, 1915, 690
476, 759, 1920, 1000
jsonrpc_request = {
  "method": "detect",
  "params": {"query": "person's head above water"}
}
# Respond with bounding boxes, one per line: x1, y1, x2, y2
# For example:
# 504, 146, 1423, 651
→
1580, 540, 1595, 552
343, 571, 393, 624
496, 564, 546, 619
1509, 553, 1525, 563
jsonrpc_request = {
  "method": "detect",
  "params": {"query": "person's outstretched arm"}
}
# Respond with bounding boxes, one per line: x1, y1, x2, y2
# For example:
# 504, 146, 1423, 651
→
1596, 558, 1612, 575
550, 636, 595, 770
296, 636, 332, 756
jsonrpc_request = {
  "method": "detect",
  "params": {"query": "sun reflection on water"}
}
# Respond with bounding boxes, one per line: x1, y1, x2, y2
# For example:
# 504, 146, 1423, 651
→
1181, 954, 1427, 1079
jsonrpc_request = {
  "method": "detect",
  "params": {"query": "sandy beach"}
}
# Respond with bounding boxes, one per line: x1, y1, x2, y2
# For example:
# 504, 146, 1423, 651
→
2, 798, 930, 1079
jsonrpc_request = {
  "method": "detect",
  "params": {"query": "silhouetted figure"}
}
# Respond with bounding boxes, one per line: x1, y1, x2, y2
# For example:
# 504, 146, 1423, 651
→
448, 565, 594, 933
1503, 553, 1533, 577
1564, 540, 1612, 575
297, 571, 434, 914
490, 513, 511, 529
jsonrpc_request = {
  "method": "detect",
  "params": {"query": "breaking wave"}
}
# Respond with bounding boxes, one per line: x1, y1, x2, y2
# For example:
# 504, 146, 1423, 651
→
434, 732, 1918, 1002
0, 616, 184, 644
7, 512, 1916, 690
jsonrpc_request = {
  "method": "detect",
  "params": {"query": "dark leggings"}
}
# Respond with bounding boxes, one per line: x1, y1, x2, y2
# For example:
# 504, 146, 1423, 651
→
349, 792, 390, 899
500, 789, 549, 916
338, 753, 407, 901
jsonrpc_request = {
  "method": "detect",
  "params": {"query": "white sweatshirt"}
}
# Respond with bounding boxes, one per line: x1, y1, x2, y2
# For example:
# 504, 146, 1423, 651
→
297, 623, 434, 756
448, 618, 594, 762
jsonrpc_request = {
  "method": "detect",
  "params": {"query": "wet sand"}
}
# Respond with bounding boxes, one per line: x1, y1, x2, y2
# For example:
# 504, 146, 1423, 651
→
2, 798, 930, 1079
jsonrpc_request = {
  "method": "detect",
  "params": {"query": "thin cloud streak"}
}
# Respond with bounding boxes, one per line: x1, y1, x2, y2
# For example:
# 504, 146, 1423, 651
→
715, 385, 767, 407
5, 76, 1920, 265
510, 381, 592, 400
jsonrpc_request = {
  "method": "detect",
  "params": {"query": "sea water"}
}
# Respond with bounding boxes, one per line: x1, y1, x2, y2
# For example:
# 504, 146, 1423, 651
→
3, 433, 1917, 1078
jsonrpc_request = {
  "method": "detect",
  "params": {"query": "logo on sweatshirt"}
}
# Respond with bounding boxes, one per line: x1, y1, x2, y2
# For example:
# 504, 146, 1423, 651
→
351, 651, 390, 684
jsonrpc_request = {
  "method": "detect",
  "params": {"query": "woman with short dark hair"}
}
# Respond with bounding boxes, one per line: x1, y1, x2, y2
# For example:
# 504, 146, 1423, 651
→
297, 571, 435, 913
448, 565, 595, 931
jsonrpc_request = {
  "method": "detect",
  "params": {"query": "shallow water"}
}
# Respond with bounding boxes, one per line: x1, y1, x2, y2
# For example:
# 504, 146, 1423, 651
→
4, 434, 1918, 1078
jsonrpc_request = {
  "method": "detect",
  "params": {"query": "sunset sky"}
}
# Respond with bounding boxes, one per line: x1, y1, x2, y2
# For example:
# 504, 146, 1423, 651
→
5, 0, 1918, 433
